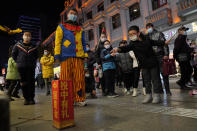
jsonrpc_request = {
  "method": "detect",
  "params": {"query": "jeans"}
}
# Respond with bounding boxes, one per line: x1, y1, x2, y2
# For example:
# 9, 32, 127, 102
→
44, 78, 52, 93
142, 66, 163, 94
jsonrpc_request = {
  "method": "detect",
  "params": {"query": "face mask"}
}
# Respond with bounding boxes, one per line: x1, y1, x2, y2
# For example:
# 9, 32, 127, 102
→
104, 45, 110, 49
184, 31, 187, 35
23, 35, 31, 43
147, 28, 153, 33
86, 48, 90, 51
44, 51, 48, 56
101, 38, 107, 42
67, 14, 77, 21
130, 35, 138, 41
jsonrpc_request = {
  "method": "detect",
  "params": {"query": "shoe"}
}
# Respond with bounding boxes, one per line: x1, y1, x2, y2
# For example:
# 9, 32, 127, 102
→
8, 97, 15, 101
152, 94, 161, 104
176, 80, 185, 88
126, 91, 131, 95
29, 99, 35, 105
123, 88, 127, 93
24, 100, 30, 105
142, 88, 146, 96
91, 94, 97, 99
46, 91, 50, 96
185, 83, 194, 88
166, 90, 172, 96
132, 88, 137, 97
12, 94, 20, 98
77, 101, 87, 107
107, 93, 119, 98
142, 94, 152, 104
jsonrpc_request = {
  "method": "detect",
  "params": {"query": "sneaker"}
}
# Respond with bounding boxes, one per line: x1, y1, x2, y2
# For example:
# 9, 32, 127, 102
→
142, 94, 152, 104
12, 94, 20, 98
77, 101, 87, 107
29, 99, 35, 105
166, 90, 172, 96
123, 88, 127, 93
132, 88, 137, 97
8, 97, 15, 101
185, 82, 195, 88
112, 92, 119, 97
24, 100, 30, 105
126, 91, 131, 95
107, 93, 119, 98
152, 94, 161, 104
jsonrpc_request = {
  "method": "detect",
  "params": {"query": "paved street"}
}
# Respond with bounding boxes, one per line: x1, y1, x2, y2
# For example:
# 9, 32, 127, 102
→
9, 78, 197, 131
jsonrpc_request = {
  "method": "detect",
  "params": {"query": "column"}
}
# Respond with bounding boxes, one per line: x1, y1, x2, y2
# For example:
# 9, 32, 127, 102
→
104, 16, 111, 41
120, 8, 128, 40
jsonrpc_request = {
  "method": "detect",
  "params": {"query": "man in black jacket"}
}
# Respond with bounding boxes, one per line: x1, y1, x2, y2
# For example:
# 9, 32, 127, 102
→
12, 31, 38, 105
146, 23, 171, 95
173, 26, 193, 89
85, 44, 97, 98
111, 26, 165, 104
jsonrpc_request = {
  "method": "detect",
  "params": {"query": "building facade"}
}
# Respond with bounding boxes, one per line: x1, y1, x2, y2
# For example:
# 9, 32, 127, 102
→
58, 0, 197, 51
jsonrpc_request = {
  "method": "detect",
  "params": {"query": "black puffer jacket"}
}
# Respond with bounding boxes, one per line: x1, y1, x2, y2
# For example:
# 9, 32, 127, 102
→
173, 34, 193, 61
119, 34, 161, 69
12, 42, 38, 68
116, 53, 133, 73
95, 41, 105, 65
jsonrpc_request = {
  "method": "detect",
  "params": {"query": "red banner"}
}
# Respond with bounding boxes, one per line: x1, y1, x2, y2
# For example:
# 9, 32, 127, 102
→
52, 80, 74, 129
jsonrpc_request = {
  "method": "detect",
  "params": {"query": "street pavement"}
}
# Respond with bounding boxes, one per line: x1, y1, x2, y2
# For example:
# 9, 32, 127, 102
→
8, 77, 197, 131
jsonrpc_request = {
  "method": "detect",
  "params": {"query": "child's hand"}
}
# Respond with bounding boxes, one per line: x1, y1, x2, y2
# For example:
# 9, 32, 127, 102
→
111, 53, 116, 56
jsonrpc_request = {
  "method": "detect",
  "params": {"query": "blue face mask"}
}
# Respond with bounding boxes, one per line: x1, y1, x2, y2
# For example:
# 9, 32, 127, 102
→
86, 48, 90, 51
68, 14, 77, 21
147, 28, 153, 33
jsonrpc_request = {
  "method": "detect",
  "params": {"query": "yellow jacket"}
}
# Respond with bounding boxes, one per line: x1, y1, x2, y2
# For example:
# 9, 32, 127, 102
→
0, 25, 22, 34
40, 54, 54, 79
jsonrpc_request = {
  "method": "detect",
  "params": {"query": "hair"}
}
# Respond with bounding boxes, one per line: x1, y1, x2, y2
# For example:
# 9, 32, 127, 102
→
86, 43, 90, 47
100, 32, 106, 36
23, 30, 32, 35
119, 40, 127, 46
104, 40, 110, 44
146, 23, 154, 28
68, 7, 78, 14
128, 25, 140, 33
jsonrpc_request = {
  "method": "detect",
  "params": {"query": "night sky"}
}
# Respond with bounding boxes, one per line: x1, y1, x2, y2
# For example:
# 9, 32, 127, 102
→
0, 0, 65, 65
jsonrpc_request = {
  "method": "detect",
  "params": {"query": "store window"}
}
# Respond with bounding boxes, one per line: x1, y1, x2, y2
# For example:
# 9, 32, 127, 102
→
97, 2, 104, 12
99, 22, 106, 36
152, 0, 167, 10
112, 13, 121, 30
88, 29, 94, 41
129, 3, 141, 21
86, 11, 92, 20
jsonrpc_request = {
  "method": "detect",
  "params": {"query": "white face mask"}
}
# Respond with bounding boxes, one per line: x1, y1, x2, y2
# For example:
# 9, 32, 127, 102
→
44, 51, 48, 56
104, 45, 110, 49
147, 28, 153, 33
23, 35, 31, 43
101, 38, 107, 42
130, 35, 138, 41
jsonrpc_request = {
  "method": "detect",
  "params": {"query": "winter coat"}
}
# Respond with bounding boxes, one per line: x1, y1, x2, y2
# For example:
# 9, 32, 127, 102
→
6, 57, 20, 80
147, 29, 169, 57
100, 47, 116, 71
95, 41, 105, 65
12, 42, 38, 68
87, 50, 96, 73
173, 34, 193, 62
118, 34, 161, 69
116, 53, 133, 73
40, 54, 54, 79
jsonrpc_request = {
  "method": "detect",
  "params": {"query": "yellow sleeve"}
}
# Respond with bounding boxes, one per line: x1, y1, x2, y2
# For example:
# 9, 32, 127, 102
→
84, 53, 88, 58
0, 25, 8, 32
45, 56, 54, 66
54, 25, 63, 59
40, 57, 47, 65
8, 28, 22, 34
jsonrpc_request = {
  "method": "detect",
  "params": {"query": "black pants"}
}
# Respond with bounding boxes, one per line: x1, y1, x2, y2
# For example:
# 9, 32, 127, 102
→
142, 66, 163, 94
85, 71, 95, 93
104, 69, 115, 94
158, 57, 170, 92
18, 67, 35, 101
7, 80, 17, 97
123, 72, 133, 90
132, 67, 140, 88
179, 61, 193, 85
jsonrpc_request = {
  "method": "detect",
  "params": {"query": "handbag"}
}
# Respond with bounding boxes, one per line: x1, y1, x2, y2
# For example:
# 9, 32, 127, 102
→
177, 53, 188, 62
163, 58, 177, 76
